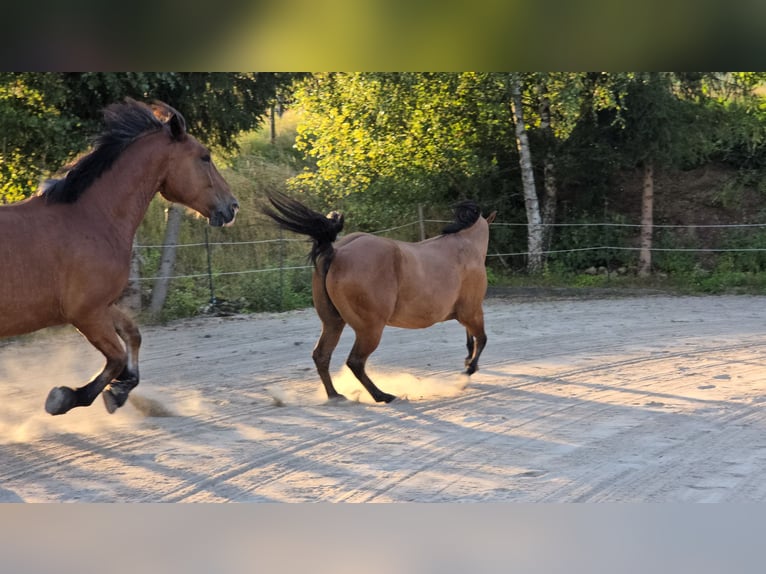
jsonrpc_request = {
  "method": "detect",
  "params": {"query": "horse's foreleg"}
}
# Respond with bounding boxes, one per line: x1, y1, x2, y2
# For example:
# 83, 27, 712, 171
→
44, 313, 127, 415
346, 327, 395, 403
313, 316, 346, 401
103, 306, 142, 413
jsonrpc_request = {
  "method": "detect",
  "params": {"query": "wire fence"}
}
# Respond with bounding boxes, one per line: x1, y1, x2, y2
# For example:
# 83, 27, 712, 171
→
130, 217, 766, 317
134, 219, 766, 279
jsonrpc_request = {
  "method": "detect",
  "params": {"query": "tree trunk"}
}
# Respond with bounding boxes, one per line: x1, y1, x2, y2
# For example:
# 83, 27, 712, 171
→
538, 85, 558, 252
119, 239, 143, 313
509, 76, 544, 274
638, 162, 654, 277
270, 104, 277, 145
149, 204, 184, 317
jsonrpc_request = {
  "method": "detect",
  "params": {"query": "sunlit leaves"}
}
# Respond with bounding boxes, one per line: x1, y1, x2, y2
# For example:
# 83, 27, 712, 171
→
0, 73, 76, 203
292, 73, 508, 220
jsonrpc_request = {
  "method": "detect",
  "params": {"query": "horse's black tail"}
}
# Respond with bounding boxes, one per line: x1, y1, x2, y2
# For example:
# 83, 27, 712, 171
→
261, 192, 344, 267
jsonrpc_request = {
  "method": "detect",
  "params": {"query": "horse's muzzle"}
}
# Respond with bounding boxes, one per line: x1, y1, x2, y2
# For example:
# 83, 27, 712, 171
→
210, 200, 239, 227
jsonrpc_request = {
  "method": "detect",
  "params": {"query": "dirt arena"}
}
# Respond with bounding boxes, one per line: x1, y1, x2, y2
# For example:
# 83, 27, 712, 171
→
1, 293, 765, 502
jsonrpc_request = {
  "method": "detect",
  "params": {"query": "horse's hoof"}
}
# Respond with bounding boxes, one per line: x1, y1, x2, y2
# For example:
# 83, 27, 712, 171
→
379, 393, 397, 404
102, 381, 138, 414
45, 386, 76, 415
465, 365, 477, 376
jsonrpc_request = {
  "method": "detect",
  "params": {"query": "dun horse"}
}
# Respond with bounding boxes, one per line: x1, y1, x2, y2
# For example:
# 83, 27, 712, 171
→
0, 98, 239, 415
263, 193, 496, 403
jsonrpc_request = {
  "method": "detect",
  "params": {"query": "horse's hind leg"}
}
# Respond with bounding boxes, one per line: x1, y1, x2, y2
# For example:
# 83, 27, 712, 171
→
346, 327, 396, 403
102, 306, 142, 413
459, 308, 487, 375
313, 315, 346, 401
464, 329, 475, 369
464, 328, 487, 375
44, 309, 127, 415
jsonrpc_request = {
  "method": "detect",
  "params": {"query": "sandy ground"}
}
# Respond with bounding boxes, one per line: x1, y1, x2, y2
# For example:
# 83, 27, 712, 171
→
0, 294, 765, 502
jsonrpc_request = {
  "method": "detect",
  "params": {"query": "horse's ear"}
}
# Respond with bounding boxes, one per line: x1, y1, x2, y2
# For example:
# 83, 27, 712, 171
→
167, 112, 187, 142
485, 211, 497, 224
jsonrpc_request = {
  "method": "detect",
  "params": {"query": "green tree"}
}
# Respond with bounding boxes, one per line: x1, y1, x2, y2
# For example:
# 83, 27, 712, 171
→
290, 72, 503, 228
292, 72, 597, 271
0, 72, 302, 203
0, 73, 78, 203
605, 72, 751, 275
291, 71, 766, 276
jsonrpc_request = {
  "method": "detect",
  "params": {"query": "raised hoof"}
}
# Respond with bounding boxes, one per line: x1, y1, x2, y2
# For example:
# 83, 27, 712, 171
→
102, 381, 138, 414
45, 386, 77, 416
465, 365, 478, 376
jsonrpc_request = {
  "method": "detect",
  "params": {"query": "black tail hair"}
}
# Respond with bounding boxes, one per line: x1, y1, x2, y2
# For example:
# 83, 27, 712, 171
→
261, 192, 344, 266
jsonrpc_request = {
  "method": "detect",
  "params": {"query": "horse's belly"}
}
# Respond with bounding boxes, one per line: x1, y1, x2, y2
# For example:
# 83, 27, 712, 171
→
388, 300, 454, 329
0, 271, 64, 337
0, 305, 63, 338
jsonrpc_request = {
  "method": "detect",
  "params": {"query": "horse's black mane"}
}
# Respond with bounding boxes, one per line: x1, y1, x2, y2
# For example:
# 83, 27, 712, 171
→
441, 200, 482, 234
42, 99, 180, 204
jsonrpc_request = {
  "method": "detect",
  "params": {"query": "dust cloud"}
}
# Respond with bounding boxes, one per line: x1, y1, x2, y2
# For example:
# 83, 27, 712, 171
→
0, 341, 191, 444
266, 366, 470, 406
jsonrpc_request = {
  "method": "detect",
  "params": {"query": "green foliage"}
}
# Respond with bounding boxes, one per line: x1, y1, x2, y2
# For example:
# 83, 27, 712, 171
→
9, 72, 766, 318
0, 73, 300, 203
161, 278, 209, 320
692, 271, 766, 294
0, 73, 82, 203
290, 73, 510, 228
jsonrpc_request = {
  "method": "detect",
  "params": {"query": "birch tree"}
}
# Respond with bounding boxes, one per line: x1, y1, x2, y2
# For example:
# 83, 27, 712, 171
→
508, 74, 544, 273
504, 72, 589, 272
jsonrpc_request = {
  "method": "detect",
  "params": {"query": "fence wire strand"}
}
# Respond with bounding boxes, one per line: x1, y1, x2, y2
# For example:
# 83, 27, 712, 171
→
133, 219, 766, 283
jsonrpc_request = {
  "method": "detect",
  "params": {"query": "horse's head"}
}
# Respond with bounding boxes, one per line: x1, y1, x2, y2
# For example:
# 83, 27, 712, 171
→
157, 106, 239, 227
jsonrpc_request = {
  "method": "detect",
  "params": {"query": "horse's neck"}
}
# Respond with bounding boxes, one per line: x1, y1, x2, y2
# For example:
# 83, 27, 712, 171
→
439, 220, 490, 255
79, 135, 168, 247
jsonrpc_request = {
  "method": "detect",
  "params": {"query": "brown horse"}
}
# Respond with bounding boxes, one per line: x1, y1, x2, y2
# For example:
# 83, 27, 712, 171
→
263, 193, 496, 403
0, 98, 239, 415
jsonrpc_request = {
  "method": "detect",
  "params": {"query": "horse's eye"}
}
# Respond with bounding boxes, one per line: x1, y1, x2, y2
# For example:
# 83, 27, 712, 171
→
201, 154, 211, 163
